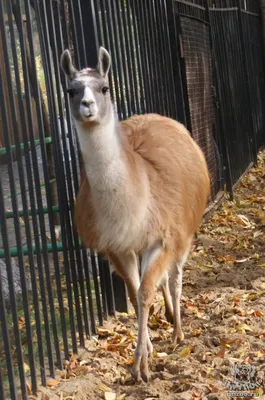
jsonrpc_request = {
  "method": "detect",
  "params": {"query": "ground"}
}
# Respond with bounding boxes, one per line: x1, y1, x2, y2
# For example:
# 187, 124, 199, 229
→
35, 152, 265, 400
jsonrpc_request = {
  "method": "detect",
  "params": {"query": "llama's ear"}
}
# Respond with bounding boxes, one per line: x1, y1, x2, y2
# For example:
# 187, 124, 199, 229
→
60, 49, 77, 81
97, 47, 111, 78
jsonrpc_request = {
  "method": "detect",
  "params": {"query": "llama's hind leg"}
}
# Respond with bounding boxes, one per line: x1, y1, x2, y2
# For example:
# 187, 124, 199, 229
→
159, 271, 173, 323
108, 251, 140, 315
169, 248, 190, 345
132, 243, 173, 382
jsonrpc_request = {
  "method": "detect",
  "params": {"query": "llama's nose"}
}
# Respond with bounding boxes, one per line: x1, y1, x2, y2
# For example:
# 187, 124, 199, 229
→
81, 99, 95, 107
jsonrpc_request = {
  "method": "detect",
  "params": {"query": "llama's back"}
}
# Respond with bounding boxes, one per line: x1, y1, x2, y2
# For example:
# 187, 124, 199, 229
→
121, 114, 210, 238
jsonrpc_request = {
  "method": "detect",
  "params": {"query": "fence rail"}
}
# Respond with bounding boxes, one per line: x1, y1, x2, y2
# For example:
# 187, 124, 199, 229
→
0, 0, 264, 398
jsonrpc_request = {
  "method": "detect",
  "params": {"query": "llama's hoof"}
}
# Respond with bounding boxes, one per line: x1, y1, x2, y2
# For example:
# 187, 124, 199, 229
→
172, 329, 184, 345
131, 364, 150, 383
132, 349, 150, 382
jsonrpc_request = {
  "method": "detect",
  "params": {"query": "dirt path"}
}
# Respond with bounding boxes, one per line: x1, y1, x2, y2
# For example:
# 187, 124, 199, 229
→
36, 152, 265, 400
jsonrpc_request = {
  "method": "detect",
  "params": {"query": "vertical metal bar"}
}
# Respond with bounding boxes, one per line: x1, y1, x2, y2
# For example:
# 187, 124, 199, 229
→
46, 0, 90, 341
120, 2, 138, 114
90, 252, 103, 325
6, 0, 48, 384
105, 0, 128, 119
112, 273, 129, 313
37, 0, 84, 349
209, 9, 234, 194
98, 0, 122, 117
115, 0, 136, 116
174, 2, 192, 132
0, 182, 18, 399
118, 3, 137, 114
110, 0, 132, 117
10, 0, 64, 377
161, 0, 178, 119
147, 0, 163, 114
129, 0, 146, 113
28, 0, 77, 353
153, 0, 168, 115
0, 2, 38, 392
135, 0, 154, 112
155, 0, 171, 116
82, 250, 96, 334
0, 362, 5, 400
205, 0, 226, 190
98, 259, 108, 319
237, 0, 257, 164
101, 260, 116, 316
22, 0, 70, 361
164, 0, 186, 122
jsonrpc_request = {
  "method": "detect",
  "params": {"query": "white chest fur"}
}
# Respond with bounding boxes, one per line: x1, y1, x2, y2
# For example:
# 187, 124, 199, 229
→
75, 118, 150, 253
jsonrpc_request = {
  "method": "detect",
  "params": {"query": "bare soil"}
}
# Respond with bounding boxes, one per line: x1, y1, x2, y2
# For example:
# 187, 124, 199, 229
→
36, 152, 265, 400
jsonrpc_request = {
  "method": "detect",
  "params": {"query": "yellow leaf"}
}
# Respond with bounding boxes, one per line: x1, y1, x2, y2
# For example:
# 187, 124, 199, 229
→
117, 395, 126, 400
260, 283, 265, 290
235, 324, 253, 333
23, 362, 30, 373
97, 328, 115, 338
104, 393, 116, 400
179, 346, 192, 358
258, 263, 265, 268
99, 385, 111, 393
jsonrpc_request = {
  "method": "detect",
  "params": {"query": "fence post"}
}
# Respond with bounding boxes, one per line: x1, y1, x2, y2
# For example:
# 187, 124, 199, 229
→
205, 0, 234, 198
164, 0, 191, 128
237, 0, 258, 165
260, 0, 265, 57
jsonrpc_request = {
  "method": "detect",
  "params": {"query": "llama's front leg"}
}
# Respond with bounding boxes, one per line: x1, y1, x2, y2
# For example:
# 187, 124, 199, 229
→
108, 251, 140, 315
132, 244, 172, 382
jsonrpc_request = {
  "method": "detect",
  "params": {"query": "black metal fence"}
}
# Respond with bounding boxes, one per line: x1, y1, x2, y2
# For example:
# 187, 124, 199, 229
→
0, 0, 264, 398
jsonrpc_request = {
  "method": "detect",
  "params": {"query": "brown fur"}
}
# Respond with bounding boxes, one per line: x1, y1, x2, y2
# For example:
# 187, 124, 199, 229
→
75, 113, 210, 255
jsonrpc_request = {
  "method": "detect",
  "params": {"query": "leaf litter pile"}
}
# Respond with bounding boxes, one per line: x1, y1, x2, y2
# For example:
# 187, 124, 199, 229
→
37, 152, 265, 400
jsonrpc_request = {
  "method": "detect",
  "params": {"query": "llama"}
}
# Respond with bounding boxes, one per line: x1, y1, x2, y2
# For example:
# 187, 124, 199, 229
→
60, 47, 210, 382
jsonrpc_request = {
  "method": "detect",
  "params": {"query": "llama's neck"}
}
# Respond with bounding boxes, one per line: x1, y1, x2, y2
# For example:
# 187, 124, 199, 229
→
75, 112, 127, 192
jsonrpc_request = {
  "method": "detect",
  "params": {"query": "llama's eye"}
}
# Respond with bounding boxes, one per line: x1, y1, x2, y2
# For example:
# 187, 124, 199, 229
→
101, 86, 109, 95
66, 88, 76, 98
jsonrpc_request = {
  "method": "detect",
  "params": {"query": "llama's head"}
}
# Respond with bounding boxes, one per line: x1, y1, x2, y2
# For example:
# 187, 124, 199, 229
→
60, 47, 111, 124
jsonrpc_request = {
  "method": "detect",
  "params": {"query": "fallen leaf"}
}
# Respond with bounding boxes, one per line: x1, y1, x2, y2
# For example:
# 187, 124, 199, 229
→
117, 395, 126, 400
235, 257, 249, 263
99, 385, 112, 393
235, 323, 253, 333
47, 379, 61, 388
155, 352, 168, 358
208, 384, 219, 393
254, 230, 263, 238
97, 328, 115, 338
253, 349, 264, 358
26, 381, 32, 395
179, 346, 192, 358
23, 362, 30, 373
104, 392, 116, 400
